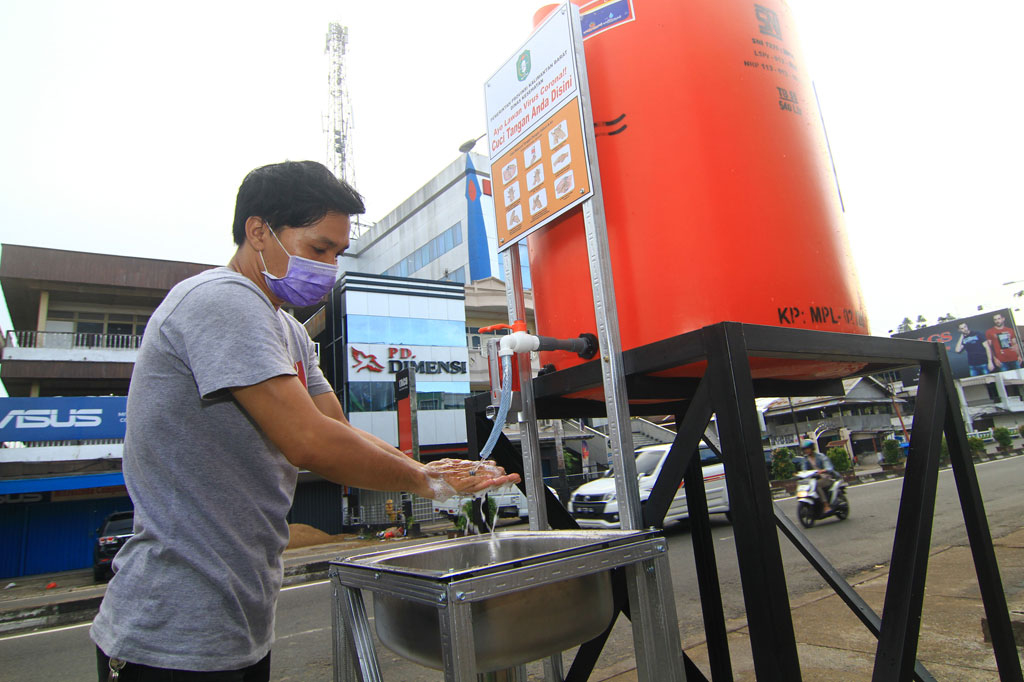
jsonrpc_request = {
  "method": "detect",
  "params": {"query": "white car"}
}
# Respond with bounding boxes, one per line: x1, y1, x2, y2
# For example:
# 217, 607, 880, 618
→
569, 444, 730, 528
434, 486, 556, 522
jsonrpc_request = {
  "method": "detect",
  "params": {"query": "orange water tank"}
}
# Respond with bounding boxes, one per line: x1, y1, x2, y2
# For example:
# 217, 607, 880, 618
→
526, 0, 869, 382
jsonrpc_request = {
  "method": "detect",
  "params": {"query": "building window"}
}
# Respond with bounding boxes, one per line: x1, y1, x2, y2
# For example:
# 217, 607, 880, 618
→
441, 267, 466, 284
383, 222, 463, 278
346, 382, 470, 412
347, 315, 466, 347
497, 242, 532, 289
47, 310, 149, 347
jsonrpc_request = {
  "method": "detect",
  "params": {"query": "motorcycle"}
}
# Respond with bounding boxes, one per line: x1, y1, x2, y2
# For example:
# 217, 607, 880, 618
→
795, 469, 849, 527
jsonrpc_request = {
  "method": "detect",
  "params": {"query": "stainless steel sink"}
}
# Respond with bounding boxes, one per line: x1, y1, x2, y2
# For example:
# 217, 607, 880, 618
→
338, 530, 650, 672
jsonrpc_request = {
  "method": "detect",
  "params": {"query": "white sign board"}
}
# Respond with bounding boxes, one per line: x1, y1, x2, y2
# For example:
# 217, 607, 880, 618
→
485, 2, 594, 251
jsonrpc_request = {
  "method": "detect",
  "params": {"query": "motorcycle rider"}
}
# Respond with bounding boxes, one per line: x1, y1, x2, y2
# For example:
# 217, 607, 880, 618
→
800, 439, 836, 513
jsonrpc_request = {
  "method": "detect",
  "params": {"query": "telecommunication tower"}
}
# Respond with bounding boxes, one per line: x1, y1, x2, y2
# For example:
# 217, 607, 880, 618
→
325, 23, 365, 235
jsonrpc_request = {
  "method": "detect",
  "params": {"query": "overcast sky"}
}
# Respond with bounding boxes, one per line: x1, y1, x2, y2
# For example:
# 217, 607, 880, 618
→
0, 0, 1021, 339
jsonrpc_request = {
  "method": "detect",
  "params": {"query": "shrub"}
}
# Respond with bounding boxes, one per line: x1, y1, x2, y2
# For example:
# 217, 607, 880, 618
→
770, 447, 795, 481
993, 427, 1013, 452
967, 437, 987, 458
827, 447, 852, 473
939, 436, 950, 466
563, 449, 581, 475
452, 497, 499, 532
882, 439, 902, 465
1018, 424, 1024, 439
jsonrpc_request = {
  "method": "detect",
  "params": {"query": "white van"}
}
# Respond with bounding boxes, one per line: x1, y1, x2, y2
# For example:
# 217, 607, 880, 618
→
568, 444, 730, 528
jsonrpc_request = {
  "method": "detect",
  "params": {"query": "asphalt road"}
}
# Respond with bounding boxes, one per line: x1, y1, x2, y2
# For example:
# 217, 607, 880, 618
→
3, 457, 1022, 681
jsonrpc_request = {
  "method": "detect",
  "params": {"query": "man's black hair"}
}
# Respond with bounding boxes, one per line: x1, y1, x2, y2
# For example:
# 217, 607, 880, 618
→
232, 161, 366, 246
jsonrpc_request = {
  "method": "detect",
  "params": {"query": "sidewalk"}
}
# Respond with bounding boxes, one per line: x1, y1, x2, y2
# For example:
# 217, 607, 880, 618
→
0, 522, 454, 636
598, 527, 1024, 681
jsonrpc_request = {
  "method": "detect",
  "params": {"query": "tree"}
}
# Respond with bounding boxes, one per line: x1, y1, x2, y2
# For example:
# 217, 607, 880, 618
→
882, 439, 902, 465
770, 447, 796, 481
937, 313, 956, 322
827, 447, 852, 473
896, 317, 913, 333
993, 427, 1013, 453
914, 314, 928, 330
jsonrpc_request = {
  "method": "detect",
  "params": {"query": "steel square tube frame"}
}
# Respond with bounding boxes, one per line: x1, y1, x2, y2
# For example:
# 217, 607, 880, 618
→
329, 533, 675, 682
464, 321, 1022, 681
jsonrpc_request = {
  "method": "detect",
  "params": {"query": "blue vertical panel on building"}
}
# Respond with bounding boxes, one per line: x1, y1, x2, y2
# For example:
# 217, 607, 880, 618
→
465, 155, 493, 282
0, 497, 134, 578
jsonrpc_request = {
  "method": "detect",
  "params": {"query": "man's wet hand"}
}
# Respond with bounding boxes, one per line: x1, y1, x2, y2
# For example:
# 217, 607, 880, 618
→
422, 458, 521, 500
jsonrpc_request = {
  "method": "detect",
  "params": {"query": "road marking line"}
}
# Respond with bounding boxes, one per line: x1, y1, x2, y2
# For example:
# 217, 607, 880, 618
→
0, 621, 91, 641
281, 579, 330, 592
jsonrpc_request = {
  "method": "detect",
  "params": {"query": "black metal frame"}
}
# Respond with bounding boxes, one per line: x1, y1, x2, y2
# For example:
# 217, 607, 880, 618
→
465, 322, 1022, 681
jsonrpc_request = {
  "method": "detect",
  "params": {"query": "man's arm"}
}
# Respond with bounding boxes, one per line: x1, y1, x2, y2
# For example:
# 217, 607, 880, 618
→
984, 337, 996, 369
311, 390, 411, 458
955, 334, 965, 353
232, 375, 516, 497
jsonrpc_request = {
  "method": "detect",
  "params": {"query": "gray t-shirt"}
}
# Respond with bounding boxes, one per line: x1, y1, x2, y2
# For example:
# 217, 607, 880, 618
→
91, 267, 332, 670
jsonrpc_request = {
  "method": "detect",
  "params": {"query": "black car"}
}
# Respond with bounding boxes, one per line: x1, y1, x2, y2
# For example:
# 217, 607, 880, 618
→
93, 511, 134, 581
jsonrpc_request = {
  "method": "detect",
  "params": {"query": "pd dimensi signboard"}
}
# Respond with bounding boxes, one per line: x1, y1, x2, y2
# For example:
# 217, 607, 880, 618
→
486, 2, 594, 251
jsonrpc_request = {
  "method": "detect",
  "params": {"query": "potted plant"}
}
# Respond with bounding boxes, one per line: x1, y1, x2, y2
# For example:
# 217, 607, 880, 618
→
881, 439, 904, 472
939, 436, 950, 468
992, 427, 1013, 455
769, 447, 797, 494
967, 436, 987, 460
827, 446, 855, 481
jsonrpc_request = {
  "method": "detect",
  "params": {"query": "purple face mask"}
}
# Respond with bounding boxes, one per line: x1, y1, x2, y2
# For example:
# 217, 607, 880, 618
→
260, 227, 337, 307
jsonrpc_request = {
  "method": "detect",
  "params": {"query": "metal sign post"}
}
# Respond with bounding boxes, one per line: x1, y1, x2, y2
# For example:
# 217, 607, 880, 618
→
484, 4, 685, 681
567, 7, 685, 680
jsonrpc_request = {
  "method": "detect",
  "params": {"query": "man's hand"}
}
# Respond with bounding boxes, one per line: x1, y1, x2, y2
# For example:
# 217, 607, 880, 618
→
422, 458, 520, 501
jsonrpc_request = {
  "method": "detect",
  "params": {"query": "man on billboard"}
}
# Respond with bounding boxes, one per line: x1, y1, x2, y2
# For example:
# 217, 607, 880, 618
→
985, 312, 1022, 372
955, 321, 992, 376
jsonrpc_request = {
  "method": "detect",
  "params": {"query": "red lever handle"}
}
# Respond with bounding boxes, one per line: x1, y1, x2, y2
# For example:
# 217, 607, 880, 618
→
479, 320, 528, 334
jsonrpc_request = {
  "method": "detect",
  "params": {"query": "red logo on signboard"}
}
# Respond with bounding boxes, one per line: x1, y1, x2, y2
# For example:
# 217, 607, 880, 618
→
351, 348, 385, 373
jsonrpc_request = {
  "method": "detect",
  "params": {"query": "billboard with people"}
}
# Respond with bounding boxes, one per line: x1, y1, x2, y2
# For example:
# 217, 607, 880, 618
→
893, 308, 1022, 384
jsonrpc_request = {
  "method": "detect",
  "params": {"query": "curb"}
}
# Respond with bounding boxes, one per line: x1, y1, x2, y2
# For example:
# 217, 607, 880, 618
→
0, 594, 103, 636
0, 556, 352, 637
769, 450, 1023, 500
0, 533, 452, 638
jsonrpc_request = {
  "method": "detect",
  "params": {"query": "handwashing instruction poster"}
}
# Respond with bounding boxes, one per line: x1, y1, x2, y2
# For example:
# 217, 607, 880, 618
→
485, 2, 594, 251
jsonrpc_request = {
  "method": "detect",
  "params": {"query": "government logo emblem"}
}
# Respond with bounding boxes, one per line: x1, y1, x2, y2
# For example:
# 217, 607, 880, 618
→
516, 51, 531, 81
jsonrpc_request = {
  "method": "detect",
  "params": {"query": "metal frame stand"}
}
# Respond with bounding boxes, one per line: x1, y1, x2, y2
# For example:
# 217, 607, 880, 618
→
329, 532, 676, 682
466, 321, 1023, 681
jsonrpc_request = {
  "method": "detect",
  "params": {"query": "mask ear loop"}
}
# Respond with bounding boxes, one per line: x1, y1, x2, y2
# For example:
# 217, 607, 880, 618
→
258, 219, 289, 278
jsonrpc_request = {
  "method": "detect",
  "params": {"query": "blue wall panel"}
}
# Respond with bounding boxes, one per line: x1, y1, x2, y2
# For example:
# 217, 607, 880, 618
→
0, 497, 133, 579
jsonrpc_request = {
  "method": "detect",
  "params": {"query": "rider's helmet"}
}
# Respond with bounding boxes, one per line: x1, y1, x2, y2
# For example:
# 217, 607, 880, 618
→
801, 439, 815, 452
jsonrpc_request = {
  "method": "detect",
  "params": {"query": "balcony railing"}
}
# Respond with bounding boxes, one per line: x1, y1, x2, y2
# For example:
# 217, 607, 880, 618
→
5, 330, 142, 350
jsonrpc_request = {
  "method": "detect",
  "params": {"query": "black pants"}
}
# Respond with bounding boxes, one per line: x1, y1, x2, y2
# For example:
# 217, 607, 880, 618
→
96, 646, 271, 682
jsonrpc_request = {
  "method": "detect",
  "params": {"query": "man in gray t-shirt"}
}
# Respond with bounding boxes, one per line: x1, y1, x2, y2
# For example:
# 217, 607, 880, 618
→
91, 161, 517, 681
